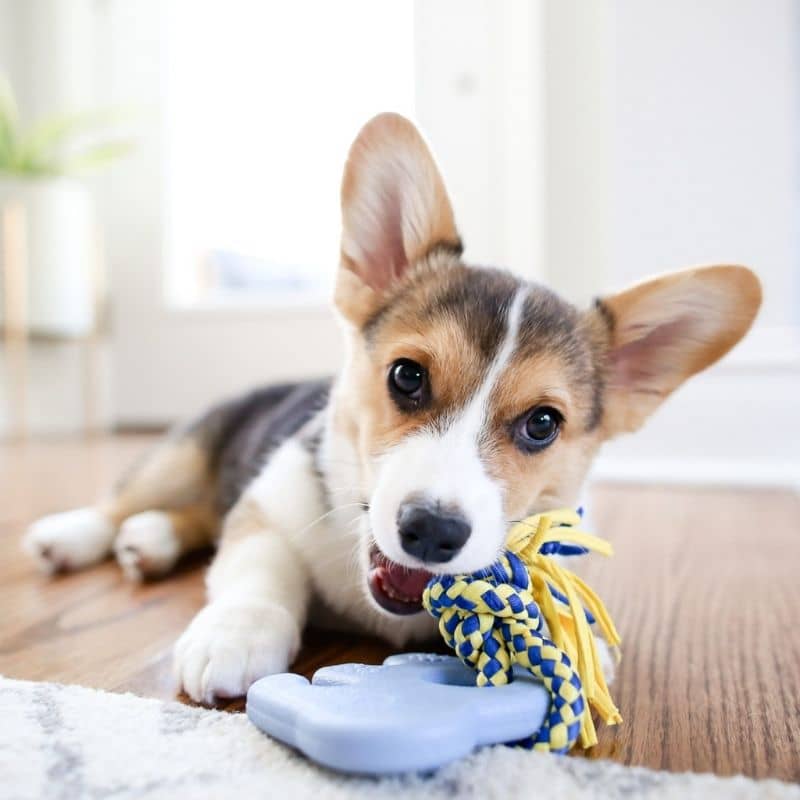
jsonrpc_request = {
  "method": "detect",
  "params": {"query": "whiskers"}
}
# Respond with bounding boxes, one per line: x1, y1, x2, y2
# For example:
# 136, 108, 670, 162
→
317, 456, 364, 471
298, 501, 367, 538
325, 483, 368, 499
304, 510, 365, 583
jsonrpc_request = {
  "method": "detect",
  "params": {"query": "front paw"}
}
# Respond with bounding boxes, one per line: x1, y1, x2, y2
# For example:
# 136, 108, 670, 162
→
173, 600, 300, 705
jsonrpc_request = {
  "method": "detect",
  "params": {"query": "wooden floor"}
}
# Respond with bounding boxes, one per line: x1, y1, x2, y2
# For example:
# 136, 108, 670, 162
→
1, 434, 798, 782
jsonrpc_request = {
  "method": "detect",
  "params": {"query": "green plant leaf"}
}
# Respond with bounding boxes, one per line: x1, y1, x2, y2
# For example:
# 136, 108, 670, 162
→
0, 72, 134, 177
16, 108, 130, 169
58, 139, 135, 175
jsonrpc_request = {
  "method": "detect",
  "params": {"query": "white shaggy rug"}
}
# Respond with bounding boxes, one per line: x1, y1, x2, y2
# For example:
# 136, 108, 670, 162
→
1, 676, 797, 800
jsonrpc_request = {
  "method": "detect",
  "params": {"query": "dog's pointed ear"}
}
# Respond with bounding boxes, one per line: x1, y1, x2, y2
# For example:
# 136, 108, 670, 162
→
596, 265, 762, 435
336, 113, 460, 324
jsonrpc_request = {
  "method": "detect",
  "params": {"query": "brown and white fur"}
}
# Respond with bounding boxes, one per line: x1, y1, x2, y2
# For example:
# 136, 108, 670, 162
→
24, 113, 762, 705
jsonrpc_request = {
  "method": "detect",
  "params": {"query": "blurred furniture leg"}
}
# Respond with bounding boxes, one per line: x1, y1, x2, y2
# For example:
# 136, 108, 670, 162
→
81, 325, 101, 436
2, 202, 29, 441
81, 223, 106, 436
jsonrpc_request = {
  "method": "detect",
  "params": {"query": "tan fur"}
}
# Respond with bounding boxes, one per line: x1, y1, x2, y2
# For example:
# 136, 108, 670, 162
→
334, 268, 383, 328
367, 324, 485, 449
485, 351, 602, 518
103, 437, 221, 575
337, 113, 460, 322
106, 437, 213, 525
163, 505, 219, 552
598, 265, 762, 434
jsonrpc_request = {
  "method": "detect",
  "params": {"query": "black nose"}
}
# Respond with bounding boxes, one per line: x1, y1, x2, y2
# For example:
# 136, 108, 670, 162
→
397, 502, 471, 564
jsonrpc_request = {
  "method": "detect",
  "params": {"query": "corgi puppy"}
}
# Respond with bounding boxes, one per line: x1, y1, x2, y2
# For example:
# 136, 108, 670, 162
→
24, 113, 761, 705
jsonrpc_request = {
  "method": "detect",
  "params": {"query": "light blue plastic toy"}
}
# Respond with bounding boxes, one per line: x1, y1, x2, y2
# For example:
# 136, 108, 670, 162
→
246, 652, 550, 774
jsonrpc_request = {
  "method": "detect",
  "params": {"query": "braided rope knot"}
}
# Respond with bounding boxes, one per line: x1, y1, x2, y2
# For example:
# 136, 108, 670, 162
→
422, 509, 622, 754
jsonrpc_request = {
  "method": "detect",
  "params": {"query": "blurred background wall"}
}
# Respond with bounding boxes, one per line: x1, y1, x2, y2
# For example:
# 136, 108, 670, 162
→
0, 0, 798, 486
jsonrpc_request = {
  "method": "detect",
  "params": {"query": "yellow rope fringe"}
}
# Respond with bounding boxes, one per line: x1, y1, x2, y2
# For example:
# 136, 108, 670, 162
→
506, 509, 623, 747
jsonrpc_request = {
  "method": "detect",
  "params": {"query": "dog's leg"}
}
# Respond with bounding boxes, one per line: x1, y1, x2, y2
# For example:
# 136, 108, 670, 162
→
114, 505, 217, 581
173, 439, 320, 704
173, 498, 310, 704
24, 433, 211, 574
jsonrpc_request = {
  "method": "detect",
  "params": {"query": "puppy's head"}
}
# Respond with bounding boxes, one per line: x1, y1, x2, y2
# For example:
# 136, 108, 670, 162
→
333, 113, 761, 618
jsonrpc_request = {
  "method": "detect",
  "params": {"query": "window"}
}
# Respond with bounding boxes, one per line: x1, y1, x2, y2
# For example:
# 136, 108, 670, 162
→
164, 0, 415, 307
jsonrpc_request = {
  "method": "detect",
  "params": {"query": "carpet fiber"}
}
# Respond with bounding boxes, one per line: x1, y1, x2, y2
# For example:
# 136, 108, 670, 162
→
1, 676, 797, 800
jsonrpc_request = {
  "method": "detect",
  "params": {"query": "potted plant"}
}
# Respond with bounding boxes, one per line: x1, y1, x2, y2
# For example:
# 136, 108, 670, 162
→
0, 74, 131, 337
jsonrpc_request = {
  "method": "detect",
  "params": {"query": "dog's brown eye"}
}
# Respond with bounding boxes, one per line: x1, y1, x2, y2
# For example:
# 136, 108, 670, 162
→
526, 408, 558, 440
388, 359, 427, 410
515, 406, 561, 452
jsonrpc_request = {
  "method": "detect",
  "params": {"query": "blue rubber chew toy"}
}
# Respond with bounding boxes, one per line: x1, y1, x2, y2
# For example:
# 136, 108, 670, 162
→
247, 509, 621, 773
247, 653, 550, 774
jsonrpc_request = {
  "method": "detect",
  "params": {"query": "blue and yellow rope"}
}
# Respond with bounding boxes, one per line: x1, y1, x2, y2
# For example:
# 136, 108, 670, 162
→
422, 509, 622, 753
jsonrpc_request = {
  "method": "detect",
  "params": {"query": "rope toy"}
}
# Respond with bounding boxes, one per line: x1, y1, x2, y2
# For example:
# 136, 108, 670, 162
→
422, 508, 622, 753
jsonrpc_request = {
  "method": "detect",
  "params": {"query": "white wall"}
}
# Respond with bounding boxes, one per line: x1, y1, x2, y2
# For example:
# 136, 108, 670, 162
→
545, 1, 614, 307
547, 0, 799, 316
611, 0, 798, 327
546, 0, 800, 486
416, 0, 545, 277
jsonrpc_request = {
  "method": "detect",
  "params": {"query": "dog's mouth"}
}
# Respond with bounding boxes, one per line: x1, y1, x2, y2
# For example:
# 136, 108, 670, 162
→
367, 545, 432, 616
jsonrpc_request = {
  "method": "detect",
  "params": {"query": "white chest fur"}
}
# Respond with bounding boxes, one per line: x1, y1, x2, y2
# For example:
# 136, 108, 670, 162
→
245, 425, 436, 647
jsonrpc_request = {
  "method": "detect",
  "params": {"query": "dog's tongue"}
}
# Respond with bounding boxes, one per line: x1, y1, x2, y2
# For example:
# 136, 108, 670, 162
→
381, 561, 432, 599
